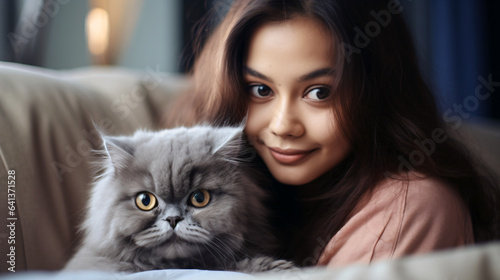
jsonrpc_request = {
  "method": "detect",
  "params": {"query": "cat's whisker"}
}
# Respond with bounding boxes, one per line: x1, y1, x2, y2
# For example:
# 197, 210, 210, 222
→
213, 231, 245, 241
217, 231, 267, 250
201, 242, 228, 270
209, 237, 240, 268
205, 241, 227, 260
194, 243, 208, 269
212, 235, 245, 256
182, 227, 211, 243
214, 237, 252, 260
211, 235, 239, 252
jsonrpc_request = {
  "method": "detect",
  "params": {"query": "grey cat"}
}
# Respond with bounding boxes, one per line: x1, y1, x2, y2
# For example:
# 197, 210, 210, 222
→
64, 125, 295, 273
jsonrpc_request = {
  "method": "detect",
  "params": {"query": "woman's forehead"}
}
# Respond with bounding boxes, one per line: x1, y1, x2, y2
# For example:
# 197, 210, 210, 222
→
245, 17, 336, 81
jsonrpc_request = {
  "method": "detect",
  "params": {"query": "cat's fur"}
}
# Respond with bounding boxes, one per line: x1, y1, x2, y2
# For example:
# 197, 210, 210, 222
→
64, 126, 295, 273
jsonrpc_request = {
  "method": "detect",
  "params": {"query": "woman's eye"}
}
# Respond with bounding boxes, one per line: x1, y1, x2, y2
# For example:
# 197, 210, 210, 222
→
305, 87, 331, 101
189, 189, 211, 208
135, 192, 158, 211
248, 84, 273, 98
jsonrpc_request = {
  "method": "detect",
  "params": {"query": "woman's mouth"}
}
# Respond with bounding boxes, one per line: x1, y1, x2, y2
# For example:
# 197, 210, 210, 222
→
268, 147, 317, 165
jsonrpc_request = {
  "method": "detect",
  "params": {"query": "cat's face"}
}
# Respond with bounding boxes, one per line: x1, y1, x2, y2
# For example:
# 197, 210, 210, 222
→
84, 126, 265, 262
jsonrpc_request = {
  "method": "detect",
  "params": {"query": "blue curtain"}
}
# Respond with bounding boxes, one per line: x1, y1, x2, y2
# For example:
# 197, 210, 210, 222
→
427, 0, 488, 117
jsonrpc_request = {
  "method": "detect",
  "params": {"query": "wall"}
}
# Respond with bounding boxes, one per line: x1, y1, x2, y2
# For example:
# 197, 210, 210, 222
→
41, 0, 181, 72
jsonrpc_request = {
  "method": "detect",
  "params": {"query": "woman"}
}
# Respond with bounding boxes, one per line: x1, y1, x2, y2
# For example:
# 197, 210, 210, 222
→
164, 0, 499, 267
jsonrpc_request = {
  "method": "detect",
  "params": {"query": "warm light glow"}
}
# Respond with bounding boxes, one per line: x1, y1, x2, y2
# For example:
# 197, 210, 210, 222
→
86, 8, 109, 56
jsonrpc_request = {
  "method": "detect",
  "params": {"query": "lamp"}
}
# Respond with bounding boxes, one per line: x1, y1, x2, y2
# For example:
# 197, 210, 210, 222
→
85, 0, 143, 65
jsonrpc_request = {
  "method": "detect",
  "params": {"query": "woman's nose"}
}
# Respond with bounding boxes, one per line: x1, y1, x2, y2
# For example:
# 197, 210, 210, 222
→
269, 99, 305, 138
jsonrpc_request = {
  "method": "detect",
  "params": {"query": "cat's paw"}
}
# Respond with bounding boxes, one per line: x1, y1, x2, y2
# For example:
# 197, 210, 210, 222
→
236, 256, 298, 273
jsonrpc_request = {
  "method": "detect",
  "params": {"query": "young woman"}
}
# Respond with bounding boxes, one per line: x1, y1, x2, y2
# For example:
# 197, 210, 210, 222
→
164, 0, 499, 267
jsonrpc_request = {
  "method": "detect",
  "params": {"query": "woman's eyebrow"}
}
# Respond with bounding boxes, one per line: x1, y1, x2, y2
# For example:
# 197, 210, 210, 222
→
298, 68, 335, 81
244, 66, 334, 83
244, 66, 272, 82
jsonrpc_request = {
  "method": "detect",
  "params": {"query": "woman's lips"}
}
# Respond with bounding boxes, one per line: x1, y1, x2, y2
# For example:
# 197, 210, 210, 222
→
268, 147, 316, 164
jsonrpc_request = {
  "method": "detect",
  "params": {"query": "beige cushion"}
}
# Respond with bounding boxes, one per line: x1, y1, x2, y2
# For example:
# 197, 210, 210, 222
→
0, 62, 184, 271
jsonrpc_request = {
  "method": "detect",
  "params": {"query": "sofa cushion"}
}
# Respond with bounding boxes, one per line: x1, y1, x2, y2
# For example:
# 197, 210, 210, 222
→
0, 62, 182, 271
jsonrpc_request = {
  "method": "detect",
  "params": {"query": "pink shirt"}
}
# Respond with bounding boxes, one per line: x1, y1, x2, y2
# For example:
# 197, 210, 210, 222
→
317, 175, 473, 267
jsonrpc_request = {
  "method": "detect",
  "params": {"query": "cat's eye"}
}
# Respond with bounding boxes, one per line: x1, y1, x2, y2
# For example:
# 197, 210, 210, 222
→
135, 192, 157, 211
189, 189, 210, 208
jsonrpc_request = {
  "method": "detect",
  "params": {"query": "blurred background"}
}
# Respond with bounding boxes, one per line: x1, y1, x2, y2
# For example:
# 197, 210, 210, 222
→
0, 0, 499, 121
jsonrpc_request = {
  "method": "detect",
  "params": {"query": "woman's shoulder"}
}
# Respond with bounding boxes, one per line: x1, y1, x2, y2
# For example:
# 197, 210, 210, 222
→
317, 173, 473, 267
371, 173, 463, 209
348, 173, 467, 226
364, 173, 472, 244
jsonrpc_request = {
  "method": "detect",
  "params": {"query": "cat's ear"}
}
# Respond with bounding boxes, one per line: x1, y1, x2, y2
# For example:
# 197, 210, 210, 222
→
98, 131, 135, 172
212, 127, 243, 154
212, 126, 255, 164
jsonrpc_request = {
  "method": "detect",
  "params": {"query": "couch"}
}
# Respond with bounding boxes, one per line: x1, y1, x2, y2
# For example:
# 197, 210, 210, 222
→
0, 61, 499, 278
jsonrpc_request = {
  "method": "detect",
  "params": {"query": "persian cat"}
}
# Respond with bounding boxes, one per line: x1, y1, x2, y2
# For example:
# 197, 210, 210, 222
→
64, 126, 294, 273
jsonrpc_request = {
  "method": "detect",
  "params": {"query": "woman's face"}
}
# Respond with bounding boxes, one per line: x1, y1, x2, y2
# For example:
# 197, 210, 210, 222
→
244, 17, 351, 186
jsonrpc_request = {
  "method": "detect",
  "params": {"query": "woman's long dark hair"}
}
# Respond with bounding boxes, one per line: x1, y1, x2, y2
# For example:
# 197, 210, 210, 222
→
165, 0, 500, 265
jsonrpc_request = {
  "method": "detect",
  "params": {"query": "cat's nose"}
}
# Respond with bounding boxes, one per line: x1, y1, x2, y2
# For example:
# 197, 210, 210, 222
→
165, 216, 184, 229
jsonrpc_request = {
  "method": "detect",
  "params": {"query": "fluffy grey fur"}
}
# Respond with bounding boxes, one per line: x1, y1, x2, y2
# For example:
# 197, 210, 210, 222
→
64, 126, 294, 273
